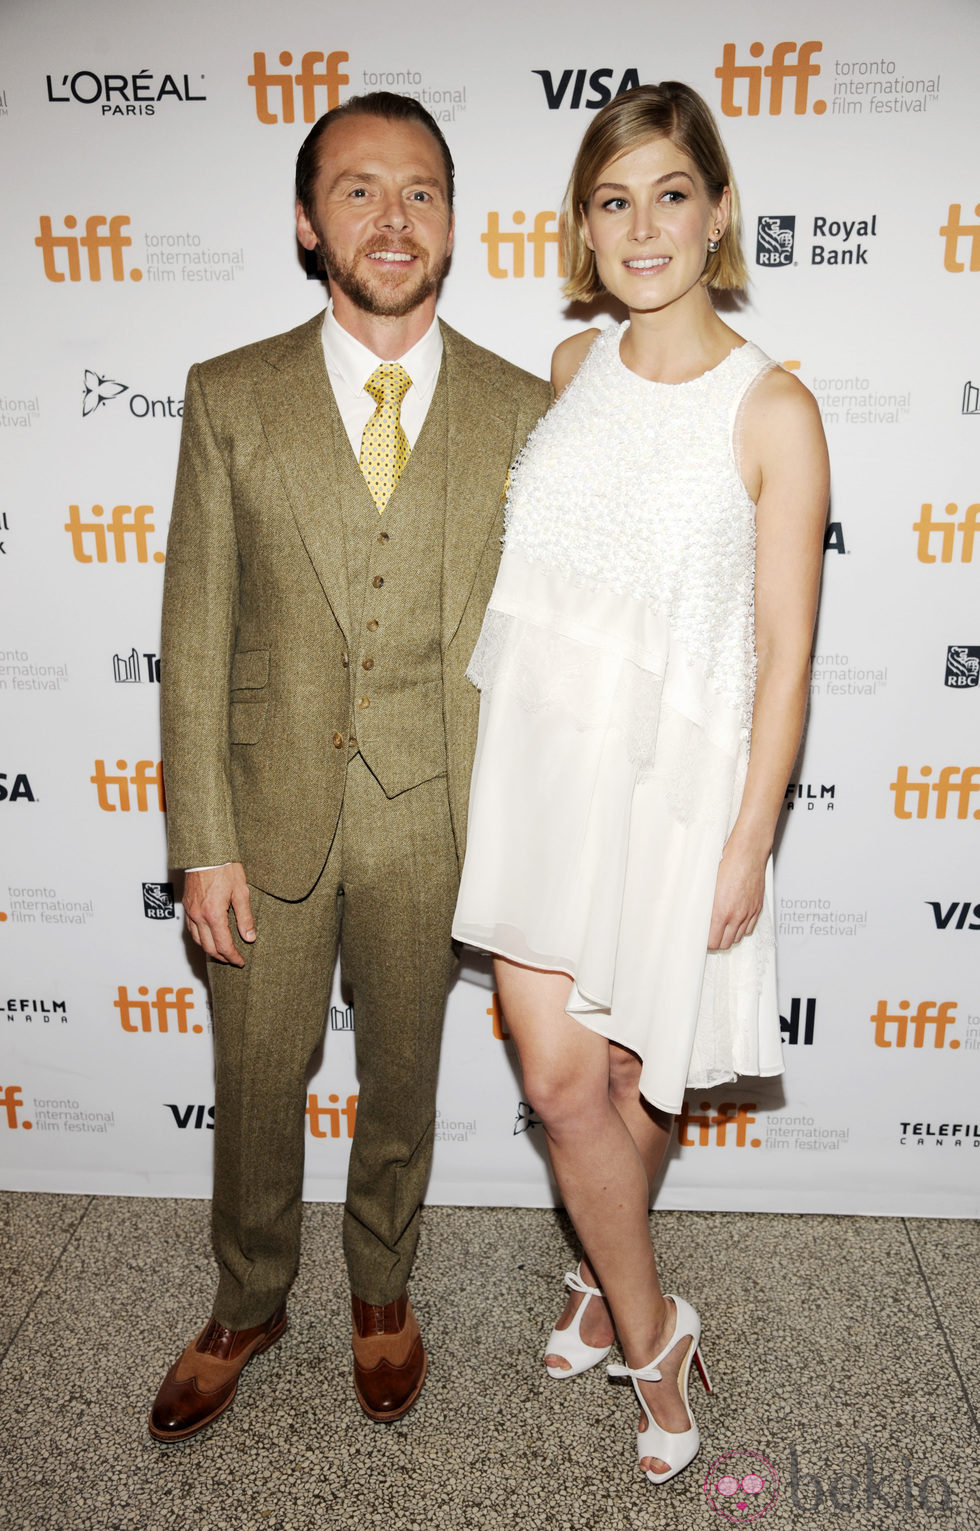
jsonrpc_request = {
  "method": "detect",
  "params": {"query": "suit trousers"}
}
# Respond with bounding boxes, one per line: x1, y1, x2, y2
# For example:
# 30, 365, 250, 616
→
208, 753, 459, 1328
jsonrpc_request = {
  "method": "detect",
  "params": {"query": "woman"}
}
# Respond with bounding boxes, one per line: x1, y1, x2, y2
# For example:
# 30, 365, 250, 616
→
453, 83, 828, 1485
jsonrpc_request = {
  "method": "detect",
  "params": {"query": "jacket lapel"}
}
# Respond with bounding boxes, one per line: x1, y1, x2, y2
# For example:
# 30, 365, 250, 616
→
251, 312, 353, 639
440, 322, 515, 648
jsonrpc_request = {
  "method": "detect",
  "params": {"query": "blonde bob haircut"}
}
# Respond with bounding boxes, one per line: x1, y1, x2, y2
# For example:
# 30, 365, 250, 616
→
560, 81, 748, 302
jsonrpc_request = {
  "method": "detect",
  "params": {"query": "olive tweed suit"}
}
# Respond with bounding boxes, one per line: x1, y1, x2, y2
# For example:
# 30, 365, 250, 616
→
161, 311, 550, 1326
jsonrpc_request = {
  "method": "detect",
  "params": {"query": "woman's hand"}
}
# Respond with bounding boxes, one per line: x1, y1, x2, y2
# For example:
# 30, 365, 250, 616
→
707, 839, 767, 951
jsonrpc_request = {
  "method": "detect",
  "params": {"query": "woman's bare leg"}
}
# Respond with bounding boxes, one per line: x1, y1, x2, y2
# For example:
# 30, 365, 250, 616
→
496, 958, 696, 1475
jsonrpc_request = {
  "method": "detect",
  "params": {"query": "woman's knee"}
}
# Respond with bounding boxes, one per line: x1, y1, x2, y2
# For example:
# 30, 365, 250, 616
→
607, 1044, 643, 1108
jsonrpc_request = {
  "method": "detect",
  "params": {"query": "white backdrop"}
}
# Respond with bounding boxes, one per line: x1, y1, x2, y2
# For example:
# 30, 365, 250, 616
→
2, 0, 978, 1217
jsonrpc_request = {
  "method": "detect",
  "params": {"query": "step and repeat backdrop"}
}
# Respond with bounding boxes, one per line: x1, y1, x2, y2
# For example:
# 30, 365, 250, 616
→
2, 0, 977, 1216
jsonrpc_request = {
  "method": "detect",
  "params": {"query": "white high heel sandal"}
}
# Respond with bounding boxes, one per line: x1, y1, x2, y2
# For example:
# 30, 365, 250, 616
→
544, 1266, 613, 1379
607, 1295, 712, 1485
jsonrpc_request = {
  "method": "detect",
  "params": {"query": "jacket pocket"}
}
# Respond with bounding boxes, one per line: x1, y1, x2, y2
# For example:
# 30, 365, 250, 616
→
230, 648, 270, 690
229, 701, 268, 744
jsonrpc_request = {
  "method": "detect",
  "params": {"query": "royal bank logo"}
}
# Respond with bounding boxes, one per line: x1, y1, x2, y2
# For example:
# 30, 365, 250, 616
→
481, 212, 564, 279
83, 370, 183, 421
36, 216, 142, 282
871, 999, 959, 1049
91, 759, 165, 813
940, 202, 980, 273
306, 1091, 358, 1137
963, 381, 980, 415
248, 49, 349, 123
945, 646, 980, 689
784, 782, 835, 812
716, 41, 826, 117
927, 900, 980, 931
756, 215, 795, 266
115, 984, 199, 1033
678, 1101, 761, 1147
780, 997, 816, 1045
113, 649, 161, 684
65, 505, 165, 564
142, 882, 175, 920
45, 68, 205, 114
915, 503, 979, 563
531, 67, 640, 109
0, 772, 36, 803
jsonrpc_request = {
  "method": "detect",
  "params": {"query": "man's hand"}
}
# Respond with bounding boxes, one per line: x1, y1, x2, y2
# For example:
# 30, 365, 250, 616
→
183, 863, 255, 966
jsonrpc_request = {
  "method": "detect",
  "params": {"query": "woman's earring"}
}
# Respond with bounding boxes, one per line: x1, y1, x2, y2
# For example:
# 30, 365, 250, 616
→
707, 228, 721, 253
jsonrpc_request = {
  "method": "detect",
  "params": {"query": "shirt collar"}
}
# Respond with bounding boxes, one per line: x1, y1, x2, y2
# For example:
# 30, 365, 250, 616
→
321, 300, 443, 398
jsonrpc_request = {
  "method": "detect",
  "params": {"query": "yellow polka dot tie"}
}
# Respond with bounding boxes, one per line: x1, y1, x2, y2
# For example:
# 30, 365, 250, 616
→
359, 363, 412, 513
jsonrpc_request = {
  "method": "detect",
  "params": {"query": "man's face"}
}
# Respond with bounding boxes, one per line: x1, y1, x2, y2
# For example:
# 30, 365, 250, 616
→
296, 113, 454, 320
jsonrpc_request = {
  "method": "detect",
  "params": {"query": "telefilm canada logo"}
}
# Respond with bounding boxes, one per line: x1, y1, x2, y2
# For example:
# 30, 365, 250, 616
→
45, 67, 206, 115
945, 645, 979, 688
83, 370, 183, 422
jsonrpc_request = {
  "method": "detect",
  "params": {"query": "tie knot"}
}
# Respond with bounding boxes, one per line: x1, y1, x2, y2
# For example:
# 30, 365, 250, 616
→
364, 362, 412, 410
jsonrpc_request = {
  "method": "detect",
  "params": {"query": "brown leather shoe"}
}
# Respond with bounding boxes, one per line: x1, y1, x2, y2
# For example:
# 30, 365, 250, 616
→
351, 1292, 426, 1422
148, 1302, 287, 1442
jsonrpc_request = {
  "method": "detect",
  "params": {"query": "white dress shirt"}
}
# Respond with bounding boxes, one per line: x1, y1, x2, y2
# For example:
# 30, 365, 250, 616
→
186, 305, 444, 872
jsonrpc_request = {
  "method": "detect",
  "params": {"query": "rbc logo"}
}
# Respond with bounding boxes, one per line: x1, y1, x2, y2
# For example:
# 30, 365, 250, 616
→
248, 50, 349, 123
531, 68, 640, 109
482, 212, 564, 279
756, 215, 795, 266
716, 41, 826, 117
36, 216, 141, 282
945, 646, 980, 688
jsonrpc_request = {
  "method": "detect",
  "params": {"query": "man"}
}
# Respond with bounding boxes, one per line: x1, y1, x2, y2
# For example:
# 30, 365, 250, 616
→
150, 92, 550, 1441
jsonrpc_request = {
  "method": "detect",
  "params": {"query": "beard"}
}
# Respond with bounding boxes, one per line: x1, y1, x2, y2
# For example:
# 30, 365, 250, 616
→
316, 233, 450, 318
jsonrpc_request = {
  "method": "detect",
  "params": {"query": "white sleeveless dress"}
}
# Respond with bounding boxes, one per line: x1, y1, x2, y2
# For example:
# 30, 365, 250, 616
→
453, 322, 785, 1113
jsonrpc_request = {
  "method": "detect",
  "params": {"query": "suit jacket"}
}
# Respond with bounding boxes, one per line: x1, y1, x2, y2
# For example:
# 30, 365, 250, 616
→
161, 311, 551, 901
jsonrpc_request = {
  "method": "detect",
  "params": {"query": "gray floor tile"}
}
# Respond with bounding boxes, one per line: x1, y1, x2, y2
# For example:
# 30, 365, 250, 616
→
0, 1198, 976, 1531
905, 1216, 980, 1428
0, 1189, 91, 1349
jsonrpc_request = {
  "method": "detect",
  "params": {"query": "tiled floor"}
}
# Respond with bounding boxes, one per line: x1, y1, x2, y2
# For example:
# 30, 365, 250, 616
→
0, 1192, 976, 1530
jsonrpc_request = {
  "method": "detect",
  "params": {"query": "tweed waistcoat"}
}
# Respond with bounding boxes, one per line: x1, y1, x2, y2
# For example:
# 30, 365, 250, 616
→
332, 366, 448, 795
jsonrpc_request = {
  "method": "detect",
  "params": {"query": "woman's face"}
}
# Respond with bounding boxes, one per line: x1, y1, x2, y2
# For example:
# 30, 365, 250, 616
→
581, 135, 729, 312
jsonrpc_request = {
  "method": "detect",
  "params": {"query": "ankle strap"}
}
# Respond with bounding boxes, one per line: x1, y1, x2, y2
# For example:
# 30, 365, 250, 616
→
565, 1268, 603, 1298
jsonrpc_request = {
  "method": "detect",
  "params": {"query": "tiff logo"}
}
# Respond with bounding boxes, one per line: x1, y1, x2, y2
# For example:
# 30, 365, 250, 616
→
945, 645, 980, 688
248, 50, 349, 123
487, 993, 511, 1040
940, 203, 980, 272
306, 1091, 358, 1137
780, 997, 816, 1045
677, 1101, 761, 1147
870, 1000, 959, 1049
716, 41, 826, 117
91, 759, 165, 812
482, 212, 564, 278
890, 766, 980, 819
115, 985, 199, 1034
914, 502, 979, 562
35, 216, 142, 282
1, 1086, 32, 1129
113, 648, 161, 683
65, 504, 165, 564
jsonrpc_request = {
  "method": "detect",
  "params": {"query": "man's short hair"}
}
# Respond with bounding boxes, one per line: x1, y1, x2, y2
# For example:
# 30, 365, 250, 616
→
296, 92, 456, 216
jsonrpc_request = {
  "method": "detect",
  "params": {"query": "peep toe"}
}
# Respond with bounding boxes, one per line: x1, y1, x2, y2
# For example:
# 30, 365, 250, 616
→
607, 1294, 712, 1485
544, 1265, 613, 1379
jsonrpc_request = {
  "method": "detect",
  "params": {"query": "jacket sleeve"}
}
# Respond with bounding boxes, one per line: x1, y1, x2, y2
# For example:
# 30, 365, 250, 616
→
160, 363, 242, 870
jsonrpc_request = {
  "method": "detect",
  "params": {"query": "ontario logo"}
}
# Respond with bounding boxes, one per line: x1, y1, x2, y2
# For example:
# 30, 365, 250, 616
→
36, 216, 141, 282
82, 370, 183, 421
716, 41, 825, 117
248, 49, 349, 123
756, 216, 795, 266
